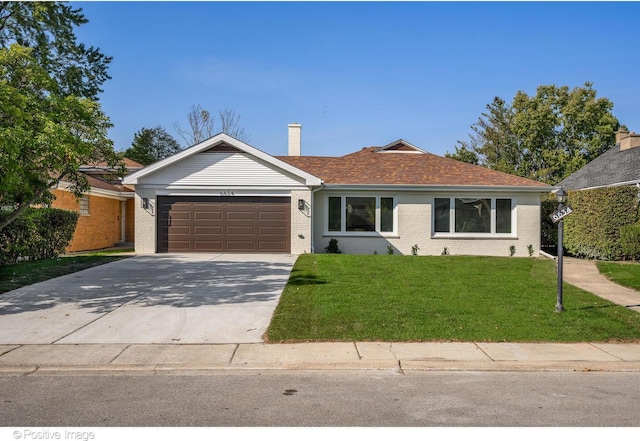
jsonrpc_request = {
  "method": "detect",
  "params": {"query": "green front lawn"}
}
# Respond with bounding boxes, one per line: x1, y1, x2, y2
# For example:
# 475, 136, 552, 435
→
597, 261, 640, 291
267, 254, 640, 343
0, 252, 132, 294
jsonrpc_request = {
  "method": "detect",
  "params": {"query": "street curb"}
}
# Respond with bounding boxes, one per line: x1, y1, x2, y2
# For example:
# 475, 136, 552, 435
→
2, 342, 640, 375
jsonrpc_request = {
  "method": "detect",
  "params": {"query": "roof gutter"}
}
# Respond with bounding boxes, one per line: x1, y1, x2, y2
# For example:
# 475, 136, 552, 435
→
567, 179, 640, 192
319, 184, 554, 193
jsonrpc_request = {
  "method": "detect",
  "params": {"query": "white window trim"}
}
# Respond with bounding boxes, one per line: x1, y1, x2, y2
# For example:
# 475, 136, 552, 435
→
432, 196, 516, 238
325, 195, 398, 237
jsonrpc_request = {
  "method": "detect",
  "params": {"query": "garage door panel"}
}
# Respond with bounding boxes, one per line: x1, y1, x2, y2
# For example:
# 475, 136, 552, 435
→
226, 211, 256, 221
194, 226, 223, 235
193, 241, 223, 251
166, 226, 191, 235
259, 241, 289, 251
226, 241, 257, 251
259, 212, 287, 221
158, 196, 290, 253
194, 211, 223, 221
259, 226, 288, 235
167, 241, 192, 252
227, 226, 256, 235
169, 211, 191, 221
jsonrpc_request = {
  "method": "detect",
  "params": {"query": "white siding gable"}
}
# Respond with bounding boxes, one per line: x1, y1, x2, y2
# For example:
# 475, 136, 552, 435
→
140, 152, 306, 187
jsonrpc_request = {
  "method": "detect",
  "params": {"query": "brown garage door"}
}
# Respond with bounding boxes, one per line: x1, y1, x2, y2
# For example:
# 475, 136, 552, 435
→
157, 196, 290, 253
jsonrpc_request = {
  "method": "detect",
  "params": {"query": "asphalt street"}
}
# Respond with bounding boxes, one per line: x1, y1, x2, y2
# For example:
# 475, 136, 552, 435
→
1, 370, 640, 427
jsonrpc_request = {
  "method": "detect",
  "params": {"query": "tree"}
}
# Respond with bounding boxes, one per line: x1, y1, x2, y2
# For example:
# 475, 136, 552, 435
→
174, 104, 250, 146
0, 1, 112, 99
449, 83, 619, 184
124, 126, 182, 166
445, 141, 479, 165
0, 45, 121, 231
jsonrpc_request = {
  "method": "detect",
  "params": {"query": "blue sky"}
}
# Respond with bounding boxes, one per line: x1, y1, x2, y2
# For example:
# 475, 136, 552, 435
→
72, 1, 640, 158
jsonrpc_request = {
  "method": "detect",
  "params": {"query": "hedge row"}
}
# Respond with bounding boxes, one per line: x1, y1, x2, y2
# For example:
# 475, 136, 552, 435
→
620, 223, 640, 260
0, 208, 79, 266
563, 186, 639, 261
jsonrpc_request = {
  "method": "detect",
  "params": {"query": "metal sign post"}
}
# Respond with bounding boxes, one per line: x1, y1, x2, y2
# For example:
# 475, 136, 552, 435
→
550, 188, 571, 313
556, 217, 565, 312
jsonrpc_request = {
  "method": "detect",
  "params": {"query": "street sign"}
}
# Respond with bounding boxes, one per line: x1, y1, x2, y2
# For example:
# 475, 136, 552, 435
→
550, 205, 574, 223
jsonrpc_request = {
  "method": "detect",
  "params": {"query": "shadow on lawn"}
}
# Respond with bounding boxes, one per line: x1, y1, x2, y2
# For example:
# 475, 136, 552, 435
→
573, 304, 622, 311
0, 255, 295, 315
286, 269, 328, 286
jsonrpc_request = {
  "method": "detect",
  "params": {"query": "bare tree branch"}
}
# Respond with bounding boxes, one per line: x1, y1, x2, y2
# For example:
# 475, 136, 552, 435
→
173, 104, 250, 146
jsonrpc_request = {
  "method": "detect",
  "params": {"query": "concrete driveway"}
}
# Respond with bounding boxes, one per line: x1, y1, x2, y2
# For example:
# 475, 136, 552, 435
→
0, 254, 296, 344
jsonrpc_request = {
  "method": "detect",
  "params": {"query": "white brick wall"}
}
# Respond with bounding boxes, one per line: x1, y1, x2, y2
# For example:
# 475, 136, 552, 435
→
312, 191, 543, 257
290, 189, 312, 254
133, 190, 157, 254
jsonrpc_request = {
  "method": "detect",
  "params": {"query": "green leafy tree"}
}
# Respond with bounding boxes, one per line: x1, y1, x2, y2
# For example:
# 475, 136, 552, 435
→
0, 45, 121, 231
445, 141, 479, 165
452, 83, 619, 184
0, 1, 112, 99
124, 126, 182, 166
0, 3, 119, 231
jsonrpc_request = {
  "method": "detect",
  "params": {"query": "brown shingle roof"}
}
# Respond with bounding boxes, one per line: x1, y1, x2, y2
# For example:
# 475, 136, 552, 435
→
83, 173, 133, 193
276, 147, 549, 188
82, 157, 144, 170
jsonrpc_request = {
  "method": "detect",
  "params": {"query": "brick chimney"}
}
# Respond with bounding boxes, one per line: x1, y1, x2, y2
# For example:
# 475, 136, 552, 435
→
288, 123, 301, 156
618, 129, 640, 151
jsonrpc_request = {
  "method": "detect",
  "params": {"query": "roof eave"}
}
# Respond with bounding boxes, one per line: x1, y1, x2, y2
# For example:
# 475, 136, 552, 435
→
567, 179, 640, 192
320, 184, 554, 192
55, 181, 134, 200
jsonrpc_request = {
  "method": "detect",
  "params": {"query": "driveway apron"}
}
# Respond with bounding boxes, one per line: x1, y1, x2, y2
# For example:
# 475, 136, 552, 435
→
0, 254, 296, 344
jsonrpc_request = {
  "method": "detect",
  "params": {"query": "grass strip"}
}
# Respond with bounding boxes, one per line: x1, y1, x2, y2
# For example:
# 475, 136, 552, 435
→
0, 253, 131, 294
597, 261, 640, 292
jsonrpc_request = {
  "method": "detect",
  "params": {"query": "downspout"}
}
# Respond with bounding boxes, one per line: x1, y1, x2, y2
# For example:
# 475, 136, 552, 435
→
310, 183, 324, 253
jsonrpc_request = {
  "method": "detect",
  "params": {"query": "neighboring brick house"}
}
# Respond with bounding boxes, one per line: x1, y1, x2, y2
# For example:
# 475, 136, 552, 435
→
51, 158, 143, 252
124, 125, 553, 257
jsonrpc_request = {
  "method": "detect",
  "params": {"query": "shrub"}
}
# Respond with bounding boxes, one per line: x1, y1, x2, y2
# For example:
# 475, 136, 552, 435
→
0, 208, 79, 265
563, 186, 639, 260
324, 238, 342, 254
620, 223, 640, 260
386, 245, 394, 255
509, 245, 516, 257
527, 244, 534, 257
411, 244, 420, 256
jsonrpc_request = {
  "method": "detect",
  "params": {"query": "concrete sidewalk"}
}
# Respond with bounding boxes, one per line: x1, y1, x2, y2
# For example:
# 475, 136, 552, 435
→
1, 342, 640, 374
563, 257, 640, 312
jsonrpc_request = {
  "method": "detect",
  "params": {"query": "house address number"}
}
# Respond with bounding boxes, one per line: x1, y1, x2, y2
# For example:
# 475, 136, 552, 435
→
550, 206, 574, 223
220, 191, 235, 197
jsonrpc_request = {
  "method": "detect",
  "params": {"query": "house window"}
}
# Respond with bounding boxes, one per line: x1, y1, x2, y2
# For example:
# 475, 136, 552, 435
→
346, 197, 375, 232
79, 195, 90, 216
455, 198, 491, 233
496, 198, 512, 234
433, 197, 514, 236
380, 197, 394, 233
326, 195, 397, 235
328, 197, 342, 232
434, 198, 451, 233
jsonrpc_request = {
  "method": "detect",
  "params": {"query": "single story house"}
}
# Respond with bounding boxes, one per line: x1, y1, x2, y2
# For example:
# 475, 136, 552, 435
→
123, 124, 552, 256
559, 129, 640, 191
51, 158, 143, 252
